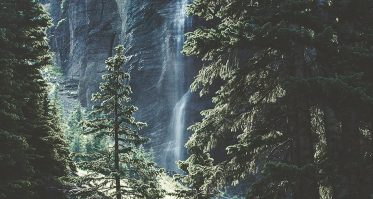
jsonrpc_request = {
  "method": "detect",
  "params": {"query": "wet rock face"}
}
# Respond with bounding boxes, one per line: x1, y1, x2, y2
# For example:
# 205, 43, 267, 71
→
45, 0, 204, 168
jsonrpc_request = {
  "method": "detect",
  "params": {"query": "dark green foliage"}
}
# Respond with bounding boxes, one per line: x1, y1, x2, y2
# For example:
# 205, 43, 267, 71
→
179, 0, 373, 198
0, 131, 34, 199
32, 94, 74, 198
173, 149, 221, 199
71, 46, 165, 199
0, 0, 73, 198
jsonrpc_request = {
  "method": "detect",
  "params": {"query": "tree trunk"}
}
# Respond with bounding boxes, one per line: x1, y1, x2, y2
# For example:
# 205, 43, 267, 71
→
288, 43, 319, 199
114, 95, 121, 199
289, 106, 319, 199
323, 106, 341, 198
324, 108, 363, 199
339, 110, 361, 199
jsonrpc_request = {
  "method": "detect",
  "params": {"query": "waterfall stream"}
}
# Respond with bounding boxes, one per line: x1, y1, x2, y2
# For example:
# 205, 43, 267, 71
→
163, 0, 191, 172
170, 91, 191, 166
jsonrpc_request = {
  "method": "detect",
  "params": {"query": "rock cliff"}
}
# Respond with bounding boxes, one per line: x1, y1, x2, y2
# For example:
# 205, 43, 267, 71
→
43, 0, 204, 170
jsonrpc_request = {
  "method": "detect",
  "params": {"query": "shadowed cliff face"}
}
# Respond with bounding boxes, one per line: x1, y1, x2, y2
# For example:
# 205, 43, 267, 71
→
45, 0, 204, 170
47, 0, 121, 108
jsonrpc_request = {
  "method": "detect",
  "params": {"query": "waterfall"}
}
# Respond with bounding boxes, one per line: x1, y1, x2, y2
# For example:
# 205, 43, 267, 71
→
163, 0, 192, 172
170, 91, 190, 166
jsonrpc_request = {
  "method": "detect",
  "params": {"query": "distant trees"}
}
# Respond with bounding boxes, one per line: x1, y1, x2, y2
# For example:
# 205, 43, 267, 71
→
65, 105, 87, 161
173, 149, 217, 199
179, 0, 373, 199
71, 46, 165, 199
0, 0, 73, 198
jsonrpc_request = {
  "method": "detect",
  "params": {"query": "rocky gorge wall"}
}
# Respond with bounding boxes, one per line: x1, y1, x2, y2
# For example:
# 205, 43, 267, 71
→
43, 0, 205, 171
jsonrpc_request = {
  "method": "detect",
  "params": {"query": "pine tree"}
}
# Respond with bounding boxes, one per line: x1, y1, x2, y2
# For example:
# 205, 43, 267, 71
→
181, 0, 318, 197
0, 1, 35, 198
0, 0, 73, 198
180, 0, 373, 198
72, 45, 165, 199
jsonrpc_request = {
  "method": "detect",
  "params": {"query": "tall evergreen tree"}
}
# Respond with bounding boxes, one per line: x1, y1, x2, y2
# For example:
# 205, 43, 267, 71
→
72, 45, 165, 199
0, 0, 73, 198
0, 1, 34, 197
179, 0, 373, 198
